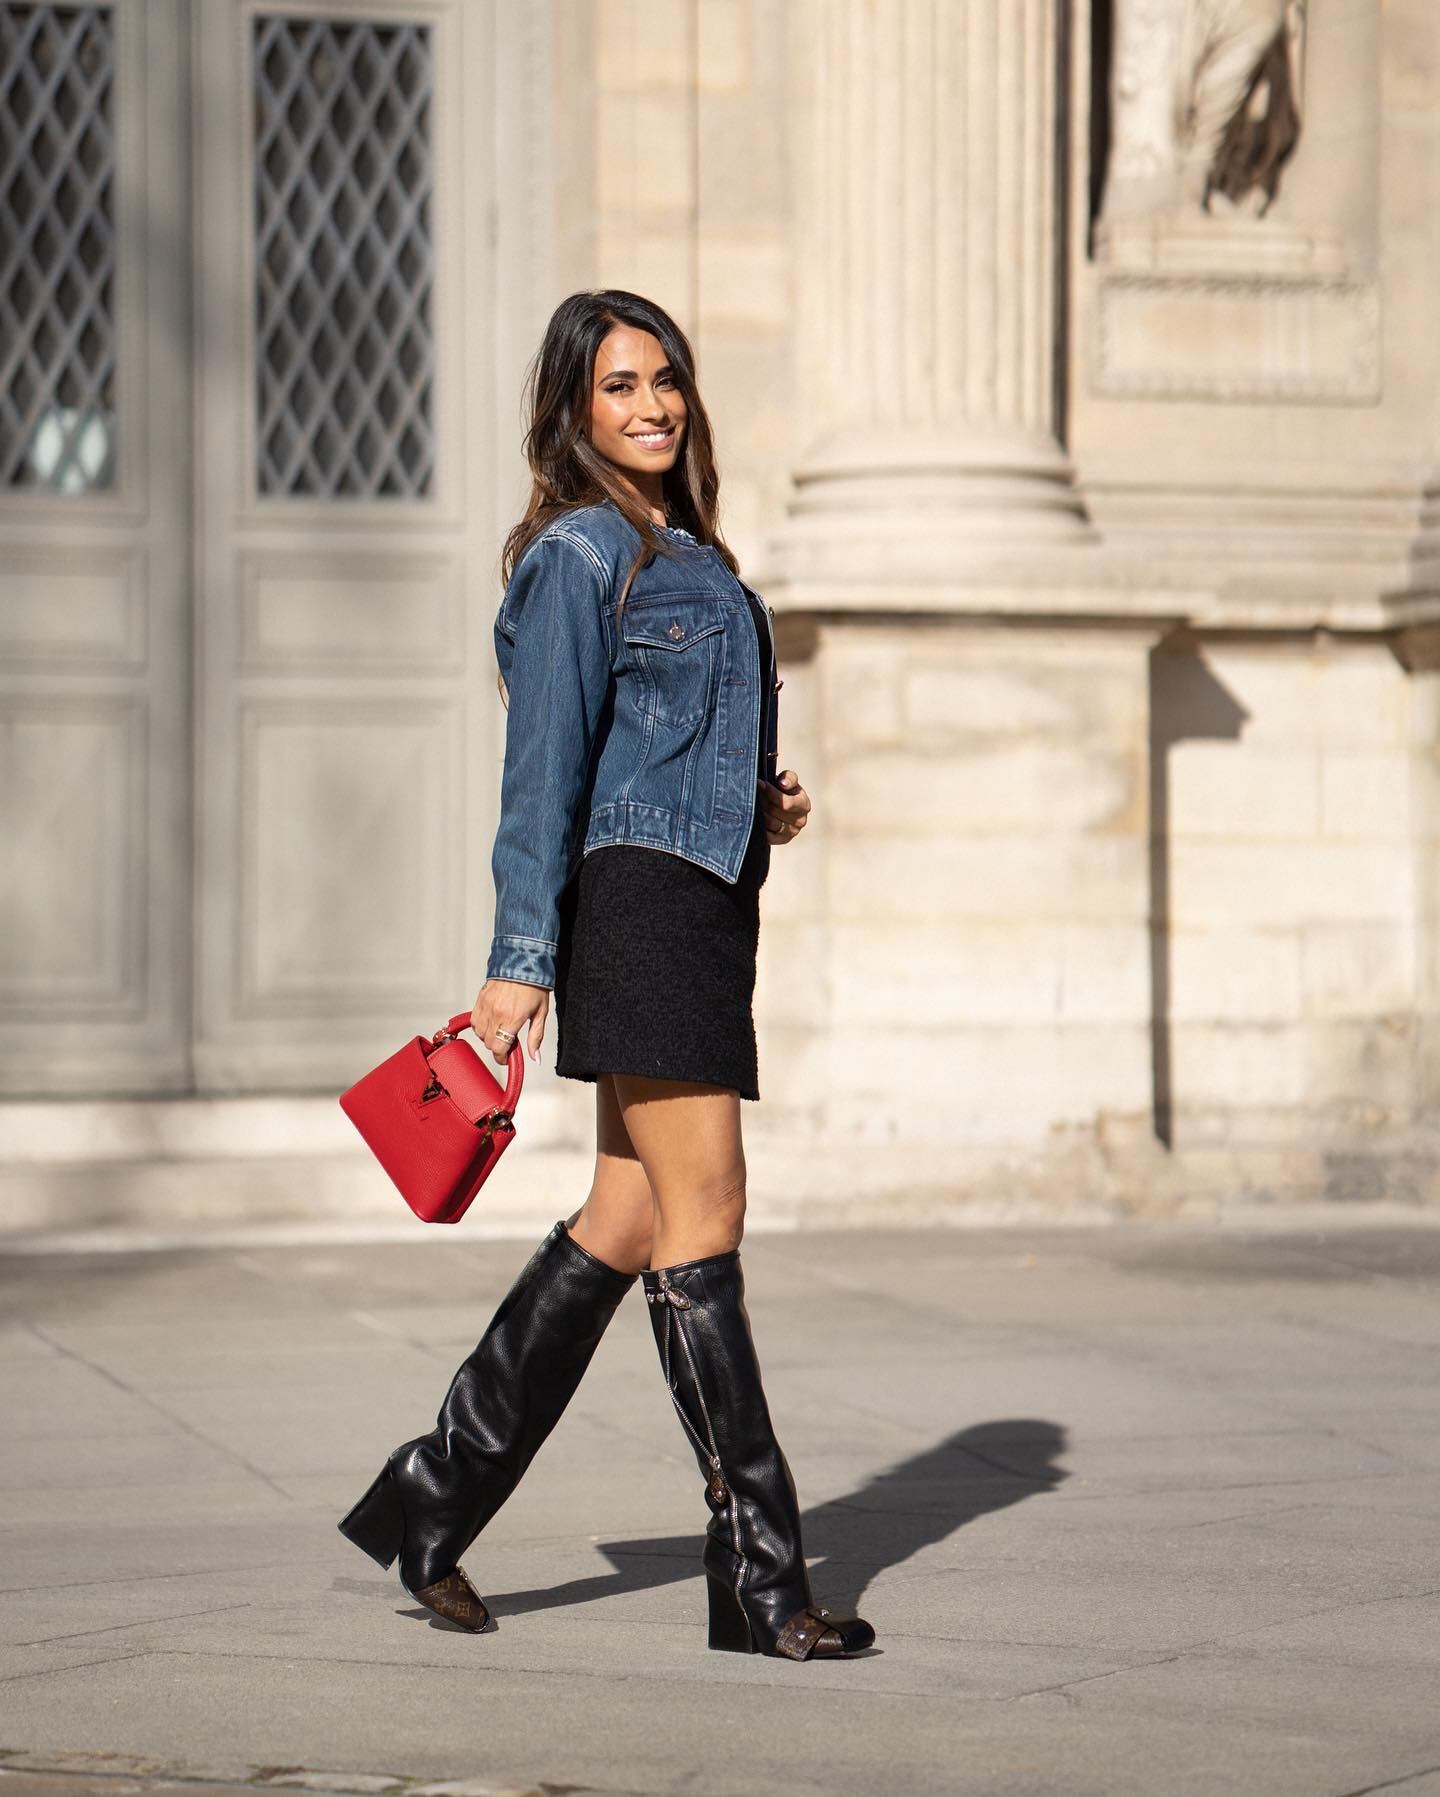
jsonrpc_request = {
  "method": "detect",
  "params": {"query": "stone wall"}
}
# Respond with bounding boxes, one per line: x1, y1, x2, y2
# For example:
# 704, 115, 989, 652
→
4, 0, 1436, 1239
745, 0, 1436, 1215
747, 618, 1437, 1218
747, 613, 1158, 1221
1157, 636, 1434, 1200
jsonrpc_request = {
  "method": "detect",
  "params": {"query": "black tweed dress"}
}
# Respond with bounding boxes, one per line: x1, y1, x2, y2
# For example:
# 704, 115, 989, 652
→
552, 579, 773, 1101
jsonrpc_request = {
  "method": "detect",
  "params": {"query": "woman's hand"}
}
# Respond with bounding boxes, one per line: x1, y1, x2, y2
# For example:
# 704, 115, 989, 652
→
471, 979, 551, 1067
759, 769, 812, 846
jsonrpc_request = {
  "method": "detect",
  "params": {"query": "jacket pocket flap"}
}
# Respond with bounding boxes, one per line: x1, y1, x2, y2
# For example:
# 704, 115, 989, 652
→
621, 602, 726, 651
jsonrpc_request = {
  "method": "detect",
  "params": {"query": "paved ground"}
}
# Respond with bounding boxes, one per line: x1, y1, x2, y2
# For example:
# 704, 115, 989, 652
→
2, 1215, 1439, 1797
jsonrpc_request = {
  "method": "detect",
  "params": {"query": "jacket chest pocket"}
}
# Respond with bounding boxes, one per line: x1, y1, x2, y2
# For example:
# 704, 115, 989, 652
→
621, 600, 726, 728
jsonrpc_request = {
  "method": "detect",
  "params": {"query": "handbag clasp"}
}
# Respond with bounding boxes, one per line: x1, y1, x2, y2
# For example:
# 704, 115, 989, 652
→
476, 1107, 513, 1143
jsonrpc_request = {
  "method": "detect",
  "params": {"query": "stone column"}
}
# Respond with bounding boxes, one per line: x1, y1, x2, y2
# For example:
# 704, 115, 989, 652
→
767, 0, 1091, 584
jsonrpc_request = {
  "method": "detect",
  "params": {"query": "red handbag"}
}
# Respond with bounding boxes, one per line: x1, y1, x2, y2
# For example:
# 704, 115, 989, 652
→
338, 1011, 526, 1225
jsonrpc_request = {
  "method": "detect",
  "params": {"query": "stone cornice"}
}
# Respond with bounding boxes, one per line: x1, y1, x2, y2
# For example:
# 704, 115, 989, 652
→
756, 560, 1202, 630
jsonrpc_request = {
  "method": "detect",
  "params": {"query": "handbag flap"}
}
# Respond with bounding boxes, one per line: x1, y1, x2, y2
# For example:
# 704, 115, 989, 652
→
428, 1037, 506, 1124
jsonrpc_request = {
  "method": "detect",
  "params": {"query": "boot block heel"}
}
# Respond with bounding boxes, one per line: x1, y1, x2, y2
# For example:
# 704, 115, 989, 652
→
337, 1460, 405, 1570
706, 1574, 757, 1654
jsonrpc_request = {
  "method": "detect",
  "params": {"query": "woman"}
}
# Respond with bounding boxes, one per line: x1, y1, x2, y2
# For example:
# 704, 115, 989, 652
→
338, 290, 875, 1662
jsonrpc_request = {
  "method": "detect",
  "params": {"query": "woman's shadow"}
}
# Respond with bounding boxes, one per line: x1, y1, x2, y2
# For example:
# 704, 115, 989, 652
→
480, 1418, 1068, 1621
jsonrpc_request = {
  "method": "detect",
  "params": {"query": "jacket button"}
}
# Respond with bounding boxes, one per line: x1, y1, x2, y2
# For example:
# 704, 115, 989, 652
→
668, 621, 685, 640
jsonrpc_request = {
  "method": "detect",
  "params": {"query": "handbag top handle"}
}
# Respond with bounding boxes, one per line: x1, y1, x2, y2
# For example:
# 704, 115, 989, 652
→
432, 1013, 526, 1113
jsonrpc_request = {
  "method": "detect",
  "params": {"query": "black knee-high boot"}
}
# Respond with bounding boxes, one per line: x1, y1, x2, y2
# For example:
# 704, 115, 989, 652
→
642, 1247, 875, 1659
339, 1220, 635, 1629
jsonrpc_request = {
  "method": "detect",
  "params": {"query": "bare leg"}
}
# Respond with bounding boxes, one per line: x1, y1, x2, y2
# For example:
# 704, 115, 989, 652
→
564, 1074, 657, 1275
608, 1074, 746, 1268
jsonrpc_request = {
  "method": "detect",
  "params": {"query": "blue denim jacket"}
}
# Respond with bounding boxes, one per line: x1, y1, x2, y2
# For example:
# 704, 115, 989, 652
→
485, 500, 780, 990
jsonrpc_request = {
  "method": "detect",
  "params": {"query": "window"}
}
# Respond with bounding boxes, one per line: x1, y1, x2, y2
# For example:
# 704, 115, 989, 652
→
252, 15, 435, 499
0, 2, 116, 494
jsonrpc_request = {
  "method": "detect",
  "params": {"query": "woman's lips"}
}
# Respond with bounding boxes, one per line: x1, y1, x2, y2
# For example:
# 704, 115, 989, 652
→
627, 428, 676, 452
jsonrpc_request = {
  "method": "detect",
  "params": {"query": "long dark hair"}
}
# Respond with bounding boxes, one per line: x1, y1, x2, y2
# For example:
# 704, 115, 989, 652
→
500, 290, 740, 606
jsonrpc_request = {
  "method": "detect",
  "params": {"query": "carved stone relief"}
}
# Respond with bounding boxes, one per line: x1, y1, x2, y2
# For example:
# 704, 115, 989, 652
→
1101, 0, 1306, 224
1093, 274, 1380, 402
1086, 0, 1368, 403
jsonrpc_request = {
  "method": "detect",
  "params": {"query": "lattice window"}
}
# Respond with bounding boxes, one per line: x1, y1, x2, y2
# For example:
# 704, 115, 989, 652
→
0, 4, 117, 494
253, 16, 435, 500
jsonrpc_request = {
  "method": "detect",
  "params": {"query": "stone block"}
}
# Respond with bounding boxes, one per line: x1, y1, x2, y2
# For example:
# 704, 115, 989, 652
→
825, 745, 1142, 839
1169, 926, 1304, 1024
903, 663, 1083, 741
596, 232, 694, 316
596, 93, 695, 213
697, 0, 749, 91
1198, 645, 1407, 749
1321, 752, 1413, 839
1301, 920, 1416, 1019
1304, 1015, 1418, 1115
900, 639, 1147, 746
830, 921, 1068, 1026
823, 836, 1147, 923
701, 165, 786, 246
755, 917, 828, 1017
825, 837, 933, 922
824, 1022, 1151, 1144
1418, 1016, 1440, 1110
768, 689, 820, 810
1093, 271, 1380, 404
1169, 1021, 1308, 1109
1408, 751, 1440, 840
1305, 656, 1411, 748
1167, 743, 1321, 839
821, 642, 905, 746
596, 0, 693, 88
1186, 647, 1318, 746
1406, 678, 1440, 744
713, 473, 764, 562
695, 239, 788, 327
694, 331, 790, 462
1058, 921, 1154, 1023
1169, 842, 1412, 928
745, 1025, 827, 1130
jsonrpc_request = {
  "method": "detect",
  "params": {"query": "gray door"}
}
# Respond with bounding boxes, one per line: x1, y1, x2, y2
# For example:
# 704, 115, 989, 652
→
2, 0, 548, 1097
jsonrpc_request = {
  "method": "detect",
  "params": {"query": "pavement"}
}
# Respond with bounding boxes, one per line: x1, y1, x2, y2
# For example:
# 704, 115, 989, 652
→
2, 1213, 1439, 1797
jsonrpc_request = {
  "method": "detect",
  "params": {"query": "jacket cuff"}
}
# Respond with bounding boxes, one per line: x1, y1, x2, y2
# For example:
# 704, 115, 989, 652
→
486, 934, 558, 991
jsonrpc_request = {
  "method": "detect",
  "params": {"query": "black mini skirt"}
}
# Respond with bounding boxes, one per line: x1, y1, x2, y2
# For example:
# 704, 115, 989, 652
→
552, 810, 770, 1101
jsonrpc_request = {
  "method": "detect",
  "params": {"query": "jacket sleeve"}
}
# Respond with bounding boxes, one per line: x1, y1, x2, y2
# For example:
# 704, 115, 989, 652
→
485, 534, 614, 990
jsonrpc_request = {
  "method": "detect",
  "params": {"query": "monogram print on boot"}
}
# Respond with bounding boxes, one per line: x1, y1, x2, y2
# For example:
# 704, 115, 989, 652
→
413, 1568, 490, 1632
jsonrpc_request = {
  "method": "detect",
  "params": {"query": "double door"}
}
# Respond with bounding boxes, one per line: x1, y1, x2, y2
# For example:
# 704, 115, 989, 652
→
0, 0, 546, 1095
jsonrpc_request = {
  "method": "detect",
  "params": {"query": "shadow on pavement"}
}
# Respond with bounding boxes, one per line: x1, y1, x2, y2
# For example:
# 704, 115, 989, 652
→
484, 1417, 1069, 1619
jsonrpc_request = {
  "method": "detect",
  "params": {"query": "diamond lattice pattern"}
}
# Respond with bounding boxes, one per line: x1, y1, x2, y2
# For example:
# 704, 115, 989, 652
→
253, 15, 435, 499
0, 3, 117, 493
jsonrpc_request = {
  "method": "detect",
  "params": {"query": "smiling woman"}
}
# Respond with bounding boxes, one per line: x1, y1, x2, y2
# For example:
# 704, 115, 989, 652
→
590, 329, 688, 468
336, 289, 872, 1664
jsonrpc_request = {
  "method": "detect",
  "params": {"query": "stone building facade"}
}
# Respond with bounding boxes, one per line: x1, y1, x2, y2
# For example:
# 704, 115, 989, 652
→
2, 0, 1436, 1236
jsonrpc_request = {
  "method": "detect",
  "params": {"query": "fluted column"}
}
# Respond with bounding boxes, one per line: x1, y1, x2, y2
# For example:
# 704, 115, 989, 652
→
768, 0, 1091, 583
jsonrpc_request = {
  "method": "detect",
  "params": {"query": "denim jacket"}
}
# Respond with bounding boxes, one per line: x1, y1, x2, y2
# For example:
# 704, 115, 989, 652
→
485, 499, 780, 990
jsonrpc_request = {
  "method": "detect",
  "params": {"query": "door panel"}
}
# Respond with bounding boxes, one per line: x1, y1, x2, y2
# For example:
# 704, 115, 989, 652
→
191, 0, 501, 1091
0, 0, 191, 1095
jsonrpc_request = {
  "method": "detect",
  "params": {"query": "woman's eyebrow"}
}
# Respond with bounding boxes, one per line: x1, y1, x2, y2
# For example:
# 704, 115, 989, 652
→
598, 365, 674, 382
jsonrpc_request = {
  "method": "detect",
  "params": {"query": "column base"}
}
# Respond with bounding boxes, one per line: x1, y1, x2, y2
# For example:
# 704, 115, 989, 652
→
765, 424, 1097, 584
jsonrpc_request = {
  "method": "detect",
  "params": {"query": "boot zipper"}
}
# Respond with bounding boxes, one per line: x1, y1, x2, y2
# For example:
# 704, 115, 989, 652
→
652, 1271, 748, 1591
